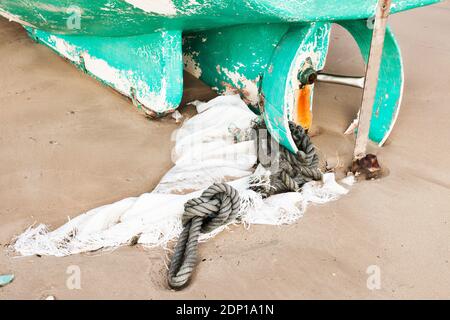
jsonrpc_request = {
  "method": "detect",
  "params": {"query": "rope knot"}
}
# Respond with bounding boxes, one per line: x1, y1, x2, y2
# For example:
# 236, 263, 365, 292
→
251, 121, 323, 197
168, 183, 240, 289
168, 122, 322, 289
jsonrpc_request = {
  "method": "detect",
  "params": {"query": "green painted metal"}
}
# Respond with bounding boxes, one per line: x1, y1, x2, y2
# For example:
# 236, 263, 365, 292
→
261, 23, 331, 153
0, 0, 440, 151
0, 0, 440, 37
183, 19, 402, 151
183, 24, 291, 108
183, 23, 331, 153
338, 21, 403, 145
26, 28, 183, 114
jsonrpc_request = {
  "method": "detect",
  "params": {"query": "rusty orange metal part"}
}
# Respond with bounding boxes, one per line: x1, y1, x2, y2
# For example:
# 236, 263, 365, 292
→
294, 85, 313, 130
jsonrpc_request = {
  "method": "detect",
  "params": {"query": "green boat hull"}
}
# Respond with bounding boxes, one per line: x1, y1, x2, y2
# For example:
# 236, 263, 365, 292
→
0, 0, 440, 36
0, 0, 441, 152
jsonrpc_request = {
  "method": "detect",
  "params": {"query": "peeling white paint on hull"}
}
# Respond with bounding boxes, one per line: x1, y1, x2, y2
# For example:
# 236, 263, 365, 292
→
221, 67, 260, 106
81, 53, 173, 113
48, 35, 81, 63
0, 8, 35, 27
39, 35, 175, 114
183, 53, 202, 78
125, 0, 177, 16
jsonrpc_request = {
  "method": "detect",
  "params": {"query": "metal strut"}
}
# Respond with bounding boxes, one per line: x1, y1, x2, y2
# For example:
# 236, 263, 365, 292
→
353, 0, 392, 159
317, 73, 365, 89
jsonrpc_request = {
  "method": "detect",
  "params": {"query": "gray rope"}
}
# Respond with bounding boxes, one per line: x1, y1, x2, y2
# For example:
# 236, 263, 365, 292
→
251, 121, 322, 197
168, 183, 240, 289
168, 121, 321, 289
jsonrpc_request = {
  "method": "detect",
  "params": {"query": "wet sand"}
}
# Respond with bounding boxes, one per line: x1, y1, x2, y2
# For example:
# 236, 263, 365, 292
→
0, 2, 449, 299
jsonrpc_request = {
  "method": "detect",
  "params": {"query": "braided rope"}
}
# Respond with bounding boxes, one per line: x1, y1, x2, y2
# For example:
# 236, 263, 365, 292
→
168, 183, 240, 289
251, 121, 322, 197
168, 121, 321, 289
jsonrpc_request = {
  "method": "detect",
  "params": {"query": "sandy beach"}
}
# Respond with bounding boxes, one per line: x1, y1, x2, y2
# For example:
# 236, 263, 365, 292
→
0, 2, 449, 299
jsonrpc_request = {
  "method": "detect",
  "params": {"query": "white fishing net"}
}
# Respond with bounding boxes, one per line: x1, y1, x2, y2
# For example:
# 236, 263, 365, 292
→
13, 95, 350, 257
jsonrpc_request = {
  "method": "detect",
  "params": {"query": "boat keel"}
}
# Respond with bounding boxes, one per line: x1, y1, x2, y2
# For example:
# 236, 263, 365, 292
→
25, 27, 184, 116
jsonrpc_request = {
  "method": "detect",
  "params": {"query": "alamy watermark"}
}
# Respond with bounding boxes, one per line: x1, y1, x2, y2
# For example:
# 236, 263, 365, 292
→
66, 6, 82, 30
66, 265, 82, 290
169, 123, 281, 183
366, 265, 381, 290
366, 15, 376, 30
